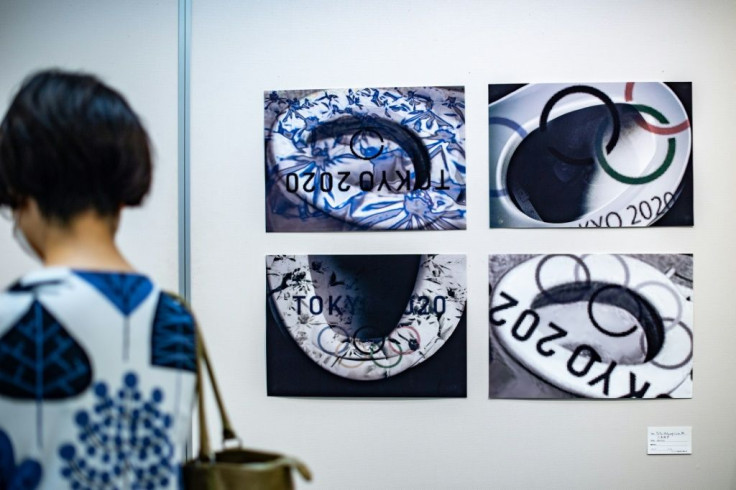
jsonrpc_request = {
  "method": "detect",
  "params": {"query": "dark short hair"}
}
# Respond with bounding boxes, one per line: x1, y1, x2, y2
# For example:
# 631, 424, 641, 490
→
0, 70, 152, 223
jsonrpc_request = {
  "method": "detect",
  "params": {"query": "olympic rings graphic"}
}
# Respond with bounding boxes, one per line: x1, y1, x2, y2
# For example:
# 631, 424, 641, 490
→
533, 257, 678, 343
535, 256, 684, 359
387, 325, 421, 355
633, 280, 684, 332
535, 254, 592, 303
352, 326, 387, 356
268, 254, 465, 380
586, 284, 642, 338
488, 83, 692, 229
638, 317, 693, 370
317, 325, 350, 356
574, 254, 631, 288
318, 324, 419, 365
369, 343, 403, 369
336, 344, 364, 369
595, 104, 676, 185
624, 82, 690, 135
488, 116, 528, 138
490, 254, 693, 398
539, 85, 621, 166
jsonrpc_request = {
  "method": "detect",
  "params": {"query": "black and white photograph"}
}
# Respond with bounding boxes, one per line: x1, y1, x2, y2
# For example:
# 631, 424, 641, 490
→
488, 83, 693, 228
489, 254, 693, 399
266, 254, 466, 396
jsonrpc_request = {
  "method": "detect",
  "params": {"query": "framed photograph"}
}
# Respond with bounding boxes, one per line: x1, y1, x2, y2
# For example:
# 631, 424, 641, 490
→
266, 254, 466, 396
488, 83, 693, 228
265, 87, 466, 231
489, 254, 693, 398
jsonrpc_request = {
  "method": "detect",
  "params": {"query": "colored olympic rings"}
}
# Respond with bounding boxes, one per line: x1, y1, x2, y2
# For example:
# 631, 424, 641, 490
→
369, 343, 403, 369
318, 325, 350, 356
387, 325, 421, 355
624, 82, 690, 135
539, 85, 621, 166
352, 326, 386, 356
336, 343, 364, 369
595, 104, 676, 185
268, 254, 466, 380
319, 324, 419, 369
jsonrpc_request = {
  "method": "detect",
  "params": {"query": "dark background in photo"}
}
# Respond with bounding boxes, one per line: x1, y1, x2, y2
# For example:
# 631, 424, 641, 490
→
266, 295, 467, 398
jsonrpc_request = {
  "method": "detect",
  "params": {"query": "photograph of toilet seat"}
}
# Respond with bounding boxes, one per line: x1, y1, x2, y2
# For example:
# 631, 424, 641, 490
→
265, 87, 466, 232
266, 254, 466, 384
488, 82, 693, 228
489, 254, 693, 398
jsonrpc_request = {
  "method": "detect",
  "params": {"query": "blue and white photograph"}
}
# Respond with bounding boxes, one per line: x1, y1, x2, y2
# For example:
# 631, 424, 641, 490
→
265, 87, 466, 232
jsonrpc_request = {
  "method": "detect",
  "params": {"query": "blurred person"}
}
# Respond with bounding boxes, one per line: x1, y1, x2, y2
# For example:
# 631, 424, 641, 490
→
0, 70, 195, 489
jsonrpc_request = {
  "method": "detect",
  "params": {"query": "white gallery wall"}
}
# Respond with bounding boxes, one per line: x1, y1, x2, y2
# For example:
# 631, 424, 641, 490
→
190, 1, 736, 488
0, 0, 180, 291
1, 0, 735, 488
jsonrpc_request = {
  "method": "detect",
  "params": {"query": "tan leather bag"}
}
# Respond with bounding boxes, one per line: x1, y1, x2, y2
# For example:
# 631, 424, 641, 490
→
182, 327, 312, 489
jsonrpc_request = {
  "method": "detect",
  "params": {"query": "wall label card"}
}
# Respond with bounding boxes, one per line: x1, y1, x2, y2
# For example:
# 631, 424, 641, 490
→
648, 427, 692, 454
266, 254, 466, 396
488, 83, 693, 228
489, 254, 693, 399
264, 87, 466, 232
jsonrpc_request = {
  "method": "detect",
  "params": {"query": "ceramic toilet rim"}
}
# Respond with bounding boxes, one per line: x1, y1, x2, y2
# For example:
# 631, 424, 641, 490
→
267, 254, 467, 381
